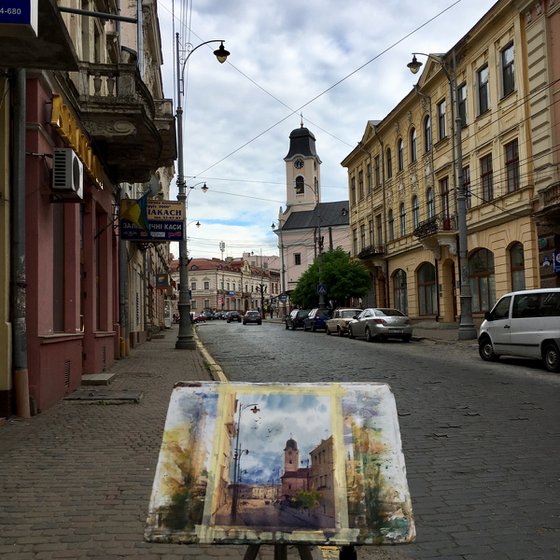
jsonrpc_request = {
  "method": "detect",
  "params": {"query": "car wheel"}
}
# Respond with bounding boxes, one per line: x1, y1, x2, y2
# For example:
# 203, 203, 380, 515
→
326, 327, 331, 335
258, 321, 262, 325
365, 327, 374, 342
402, 335, 411, 342
285, 322, 289, 330
479, 336, 498, 362
543, 342, 560, 373
338, 327, 344, 337
311, 324, 316, 332
348, 327, 355, 339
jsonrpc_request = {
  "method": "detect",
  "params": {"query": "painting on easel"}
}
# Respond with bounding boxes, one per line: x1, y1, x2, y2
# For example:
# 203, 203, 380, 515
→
145, 381, 415, 546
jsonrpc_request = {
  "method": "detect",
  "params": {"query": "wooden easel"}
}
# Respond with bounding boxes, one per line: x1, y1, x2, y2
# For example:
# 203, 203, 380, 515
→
243, 544, 357, 560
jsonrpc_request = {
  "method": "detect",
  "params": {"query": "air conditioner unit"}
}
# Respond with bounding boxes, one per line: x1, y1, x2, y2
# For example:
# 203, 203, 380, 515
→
52, 148, 84, 199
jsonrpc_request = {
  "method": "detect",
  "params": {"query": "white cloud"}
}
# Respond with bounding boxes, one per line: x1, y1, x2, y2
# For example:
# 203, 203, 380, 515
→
159, 0, 495, 259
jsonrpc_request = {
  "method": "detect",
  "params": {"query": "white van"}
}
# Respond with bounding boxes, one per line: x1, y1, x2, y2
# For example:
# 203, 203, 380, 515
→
478, 288, 560, 372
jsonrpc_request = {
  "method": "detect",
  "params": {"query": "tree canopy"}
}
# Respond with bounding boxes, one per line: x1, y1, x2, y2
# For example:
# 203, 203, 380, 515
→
290, 248, 371, 308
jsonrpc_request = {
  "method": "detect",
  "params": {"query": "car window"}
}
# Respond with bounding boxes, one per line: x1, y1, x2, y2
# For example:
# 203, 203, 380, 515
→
541, 293, 560, 317
341, 310, 357, 318
377, 308, 404, 317
492, 296, 512, 319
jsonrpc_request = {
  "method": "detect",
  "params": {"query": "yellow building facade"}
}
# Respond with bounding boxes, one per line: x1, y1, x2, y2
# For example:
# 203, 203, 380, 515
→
342, 0, 550, 326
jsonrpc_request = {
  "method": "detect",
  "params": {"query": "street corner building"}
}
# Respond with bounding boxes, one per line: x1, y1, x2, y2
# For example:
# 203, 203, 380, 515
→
0, 1, 176, 417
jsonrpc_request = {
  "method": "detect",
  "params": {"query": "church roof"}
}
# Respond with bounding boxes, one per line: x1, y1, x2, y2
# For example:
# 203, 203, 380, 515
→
284, 126, 320, 160
282, 201, 349, 230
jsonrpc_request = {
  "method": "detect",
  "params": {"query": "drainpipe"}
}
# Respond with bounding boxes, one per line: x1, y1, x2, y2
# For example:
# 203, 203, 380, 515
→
11, 68, 30, 417
118, 187, 129, 357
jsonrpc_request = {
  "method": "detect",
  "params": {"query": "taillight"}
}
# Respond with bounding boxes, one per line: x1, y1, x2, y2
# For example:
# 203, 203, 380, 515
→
373, 318, 387, 325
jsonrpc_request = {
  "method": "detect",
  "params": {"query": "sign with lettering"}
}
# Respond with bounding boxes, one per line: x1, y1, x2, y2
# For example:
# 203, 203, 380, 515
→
120, 198, 184, 242
145, 381, 415, 547
0, 0, 37, 37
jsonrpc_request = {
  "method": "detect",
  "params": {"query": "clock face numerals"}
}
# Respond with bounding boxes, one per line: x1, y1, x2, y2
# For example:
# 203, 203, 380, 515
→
294, 159, 304, 169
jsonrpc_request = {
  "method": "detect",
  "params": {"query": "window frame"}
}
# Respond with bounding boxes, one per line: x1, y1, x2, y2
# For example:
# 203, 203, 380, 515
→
437, 98, 447, 140
410, 127, 417, 163
386, 148, 393, 179
501, 42, 515, 98
424, 115, 432, 152
458, 82, 467, 127
477, 64, 489, 115
397, 138, 404, 172
480, 153, 494, 201
505, 139, 520, 193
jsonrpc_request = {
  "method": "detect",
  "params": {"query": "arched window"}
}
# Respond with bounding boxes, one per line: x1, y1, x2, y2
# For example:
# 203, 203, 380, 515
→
295, 176, 304, 194
510, 242, 525, 291
410, 128, 417, 163
397, 138, 404, 171
386, 148, 393, 179
400, 202, 406, 236
393, 269, 408, 315
388, 209, 394, 241
424, 115, 432, 152
417, 262, 437, 316
412, 195, 420, 229
469, 248, 496, 312
427, 188, 435, 219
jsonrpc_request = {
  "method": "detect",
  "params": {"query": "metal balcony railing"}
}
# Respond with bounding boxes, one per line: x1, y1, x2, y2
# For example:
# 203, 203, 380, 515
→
413, 214, 457, 239
357, 245, 385, 259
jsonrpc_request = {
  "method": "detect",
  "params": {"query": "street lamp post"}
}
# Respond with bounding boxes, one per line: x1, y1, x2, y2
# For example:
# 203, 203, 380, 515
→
271, 221, 287, 317
174, 35, 230, 349
407, 52, 477, 340
231, 402, 260, 521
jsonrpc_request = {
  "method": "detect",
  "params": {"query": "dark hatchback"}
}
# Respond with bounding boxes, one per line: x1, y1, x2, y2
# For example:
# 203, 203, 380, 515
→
303, 308, 332, 332
226, 311, 242, 323
285, 309, 310, 330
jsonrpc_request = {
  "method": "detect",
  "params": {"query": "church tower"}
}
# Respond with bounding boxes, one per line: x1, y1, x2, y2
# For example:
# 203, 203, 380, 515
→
284, 119, 322, 211
284, 437, 299, 473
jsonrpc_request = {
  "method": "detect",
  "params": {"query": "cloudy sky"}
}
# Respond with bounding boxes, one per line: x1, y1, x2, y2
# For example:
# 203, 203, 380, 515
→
156, 0, 496, 260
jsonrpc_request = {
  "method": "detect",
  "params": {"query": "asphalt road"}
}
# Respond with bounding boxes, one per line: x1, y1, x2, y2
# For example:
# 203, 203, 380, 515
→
197, 320, 560, 560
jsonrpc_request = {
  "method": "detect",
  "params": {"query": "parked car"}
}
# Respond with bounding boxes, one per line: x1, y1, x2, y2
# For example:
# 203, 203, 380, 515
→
213, 311, 226, 320
478, 288, 560, 372
243, 310, 262, 325
201, 310, 215, 320
325, 308, 362, 336
303, 308, 332, 332
226, 310, 242, 323
285, 309, 310, 330
192, 313, 207, 323
348, 308, 412, 342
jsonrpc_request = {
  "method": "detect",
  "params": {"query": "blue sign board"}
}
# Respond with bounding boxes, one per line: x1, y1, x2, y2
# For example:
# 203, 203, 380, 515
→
0, 1, 37, 36
317, 283, 327, 296
553, 249, 560, 273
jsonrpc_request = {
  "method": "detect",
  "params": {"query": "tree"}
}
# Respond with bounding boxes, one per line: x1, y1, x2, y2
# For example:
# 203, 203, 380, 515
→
290, 248, 371, 308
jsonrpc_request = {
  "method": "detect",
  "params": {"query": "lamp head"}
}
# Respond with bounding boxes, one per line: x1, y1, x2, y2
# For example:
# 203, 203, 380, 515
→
213, 42, 230, 64
407, 54, 423, 75
195, 220, 201, 228
271, 222, 276, 229
201, 183, 208, 193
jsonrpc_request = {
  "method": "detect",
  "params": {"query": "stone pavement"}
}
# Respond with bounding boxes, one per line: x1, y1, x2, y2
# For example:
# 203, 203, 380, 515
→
0, 322, 467, 560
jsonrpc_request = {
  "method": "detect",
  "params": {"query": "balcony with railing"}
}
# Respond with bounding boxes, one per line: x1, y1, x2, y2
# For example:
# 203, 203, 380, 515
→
357, 244, 385, 260
413, 213, 457, 258
535, 182, 560, 223
413, 214, 457, 239
73, 49, 176, 183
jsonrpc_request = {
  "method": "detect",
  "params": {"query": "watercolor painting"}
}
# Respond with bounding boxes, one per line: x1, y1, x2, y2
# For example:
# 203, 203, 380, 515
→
145, 381, 415, 546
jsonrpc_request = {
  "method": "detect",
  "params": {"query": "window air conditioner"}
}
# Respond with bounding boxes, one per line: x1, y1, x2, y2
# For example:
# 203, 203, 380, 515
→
52, 148, 84, 199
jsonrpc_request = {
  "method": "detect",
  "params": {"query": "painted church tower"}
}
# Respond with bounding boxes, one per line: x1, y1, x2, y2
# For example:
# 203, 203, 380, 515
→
284, 437, 299, 473
284, 119, 322, 211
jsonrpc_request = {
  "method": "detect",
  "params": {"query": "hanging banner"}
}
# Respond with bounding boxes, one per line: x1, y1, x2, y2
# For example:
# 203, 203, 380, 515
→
120, 197, 184, 242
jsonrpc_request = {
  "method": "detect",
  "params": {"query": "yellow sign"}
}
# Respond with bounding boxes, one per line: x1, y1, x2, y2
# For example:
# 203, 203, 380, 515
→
50, 94, 105, 190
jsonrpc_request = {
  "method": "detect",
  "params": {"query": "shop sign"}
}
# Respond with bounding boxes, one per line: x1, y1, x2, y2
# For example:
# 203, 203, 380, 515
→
50, 94, 105, 190
0, 0, 37, 37
120, 197, 184, 242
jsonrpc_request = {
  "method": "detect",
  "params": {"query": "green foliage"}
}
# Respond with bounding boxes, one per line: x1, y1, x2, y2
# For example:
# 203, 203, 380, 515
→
291, 248, 371, 308
293, 489, 322, 510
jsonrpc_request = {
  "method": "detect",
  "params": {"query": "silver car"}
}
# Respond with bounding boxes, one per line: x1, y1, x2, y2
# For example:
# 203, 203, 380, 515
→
348, 308, 412, 342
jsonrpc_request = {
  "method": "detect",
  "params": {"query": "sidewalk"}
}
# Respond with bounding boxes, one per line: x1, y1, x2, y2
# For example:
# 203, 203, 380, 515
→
0, 324, 433, 560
